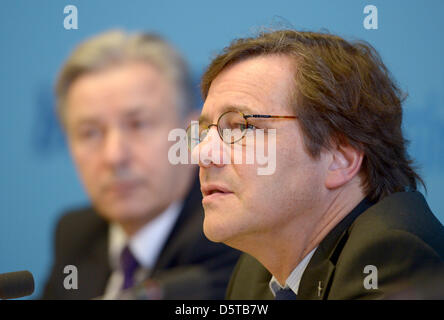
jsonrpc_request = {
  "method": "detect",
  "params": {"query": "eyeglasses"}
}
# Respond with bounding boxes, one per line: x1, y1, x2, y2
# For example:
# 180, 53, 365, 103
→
186, 110, 297, 150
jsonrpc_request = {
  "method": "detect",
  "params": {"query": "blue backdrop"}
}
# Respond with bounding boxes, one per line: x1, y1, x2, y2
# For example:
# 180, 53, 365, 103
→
0, 0, 443, 299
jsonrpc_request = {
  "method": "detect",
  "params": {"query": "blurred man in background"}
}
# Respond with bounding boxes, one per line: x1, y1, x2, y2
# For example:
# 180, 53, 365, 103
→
42, 30, 239, 299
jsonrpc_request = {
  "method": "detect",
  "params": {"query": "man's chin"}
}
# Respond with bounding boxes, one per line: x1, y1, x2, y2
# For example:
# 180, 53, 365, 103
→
202, 218, 234, 244
96, 204, 150, 224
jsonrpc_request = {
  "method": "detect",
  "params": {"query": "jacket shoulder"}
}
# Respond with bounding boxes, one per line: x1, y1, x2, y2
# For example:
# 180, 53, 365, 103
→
351, 191, 444, 257
54, 207, 108, 259
328, 192, 444, 299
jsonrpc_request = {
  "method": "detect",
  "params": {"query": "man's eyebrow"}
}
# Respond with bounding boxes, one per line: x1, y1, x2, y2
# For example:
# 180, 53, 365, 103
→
70, 105, 151, 129
199, 104, 256, 123
123, 105, 150, 118
69, 118, 101, 133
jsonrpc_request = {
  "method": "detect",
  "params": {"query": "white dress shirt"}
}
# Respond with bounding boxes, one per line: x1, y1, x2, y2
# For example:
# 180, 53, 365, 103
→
269, 247, 317, 297
102, 201, 182, 300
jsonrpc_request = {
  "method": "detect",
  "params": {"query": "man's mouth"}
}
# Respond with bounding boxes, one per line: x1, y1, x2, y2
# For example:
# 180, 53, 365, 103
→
104, 180, 142, 196
201, 184, 234, 202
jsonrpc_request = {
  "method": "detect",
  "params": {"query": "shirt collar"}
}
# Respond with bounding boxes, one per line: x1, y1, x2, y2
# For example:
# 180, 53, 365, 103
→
269, 247, 317, 296
108, 201, 182, 270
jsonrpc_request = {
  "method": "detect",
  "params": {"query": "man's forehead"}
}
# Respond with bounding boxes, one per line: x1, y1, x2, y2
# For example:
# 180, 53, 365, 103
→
68, 74, 164, 104
198, 104, 256, 124
200, 55, 296, 122
67, 104, 151, 126
66, 73, 178, 123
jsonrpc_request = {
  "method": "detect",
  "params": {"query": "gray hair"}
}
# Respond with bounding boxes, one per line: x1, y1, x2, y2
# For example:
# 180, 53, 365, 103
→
56, 30, 194, 126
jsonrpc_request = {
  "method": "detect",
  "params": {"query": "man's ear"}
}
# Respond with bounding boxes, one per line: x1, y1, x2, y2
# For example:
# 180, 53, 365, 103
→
325, 143, 364, 189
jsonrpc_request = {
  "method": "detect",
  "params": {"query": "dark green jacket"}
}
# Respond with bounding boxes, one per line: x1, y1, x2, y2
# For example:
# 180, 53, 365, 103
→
226, 192, 444, 299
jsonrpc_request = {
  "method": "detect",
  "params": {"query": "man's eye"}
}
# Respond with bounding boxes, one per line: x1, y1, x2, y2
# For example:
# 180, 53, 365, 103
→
129, 119, 150, 129
77, 128, 101, 140
240, 123, 256, 131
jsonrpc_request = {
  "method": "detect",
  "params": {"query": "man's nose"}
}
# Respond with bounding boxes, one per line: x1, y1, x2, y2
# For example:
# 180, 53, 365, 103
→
103, 129, 130, 168
192, 126, 226, 168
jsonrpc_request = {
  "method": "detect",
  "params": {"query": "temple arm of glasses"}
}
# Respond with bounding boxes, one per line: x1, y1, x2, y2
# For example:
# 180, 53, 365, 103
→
244, 115, 297, 119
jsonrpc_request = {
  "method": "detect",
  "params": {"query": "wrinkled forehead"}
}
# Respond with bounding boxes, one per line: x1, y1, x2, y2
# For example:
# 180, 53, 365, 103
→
65, 62, 180, 124
200, 55, 296, 123
198, 104, 255, 125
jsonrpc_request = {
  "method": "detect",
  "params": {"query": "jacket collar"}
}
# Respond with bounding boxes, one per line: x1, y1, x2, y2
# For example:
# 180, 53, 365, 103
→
297, 197, 374, 299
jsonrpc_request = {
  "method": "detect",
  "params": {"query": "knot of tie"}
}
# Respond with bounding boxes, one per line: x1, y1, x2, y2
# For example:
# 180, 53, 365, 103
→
274, 287, 298, 300
120, 245, 140, 290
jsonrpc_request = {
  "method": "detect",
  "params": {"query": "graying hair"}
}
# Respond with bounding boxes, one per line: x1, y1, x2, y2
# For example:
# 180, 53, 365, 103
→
55, 30, 194, 126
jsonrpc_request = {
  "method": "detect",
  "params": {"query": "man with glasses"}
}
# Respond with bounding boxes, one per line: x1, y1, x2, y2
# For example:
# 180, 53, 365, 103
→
189, 30, 444, 299
42, 30, 240, 300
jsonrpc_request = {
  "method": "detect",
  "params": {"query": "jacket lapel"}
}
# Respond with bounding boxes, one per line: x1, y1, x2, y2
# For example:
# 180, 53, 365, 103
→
298, 198, 374, 299
151, 173, 202, 272
78, 230, 111, 299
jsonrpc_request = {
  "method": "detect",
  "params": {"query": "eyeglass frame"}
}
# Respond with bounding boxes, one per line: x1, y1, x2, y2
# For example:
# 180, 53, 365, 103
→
186, 110, 297, 149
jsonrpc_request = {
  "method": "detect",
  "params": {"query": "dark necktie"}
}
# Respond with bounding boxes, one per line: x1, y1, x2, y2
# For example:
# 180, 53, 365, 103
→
275, 287, 298, 300
120, 245, 140, 290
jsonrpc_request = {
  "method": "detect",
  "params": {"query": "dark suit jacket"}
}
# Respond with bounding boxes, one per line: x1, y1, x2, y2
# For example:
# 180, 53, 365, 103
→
42, 178, 241, 300
226, 191, 444, 299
